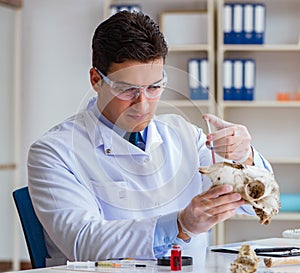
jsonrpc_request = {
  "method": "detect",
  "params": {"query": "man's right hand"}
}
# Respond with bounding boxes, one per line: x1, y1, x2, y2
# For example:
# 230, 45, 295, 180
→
177, 184, 244, 238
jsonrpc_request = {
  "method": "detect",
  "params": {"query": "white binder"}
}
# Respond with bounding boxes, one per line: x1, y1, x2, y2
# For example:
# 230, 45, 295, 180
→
233, 60, 243, 100
244, 59, 255, 100
223, 4, 232, 43
233, 4, 243, 43
244, 4, 254, 43
200, 59, 209, 90
254, 4, 265, 43
223, 60, 233, 100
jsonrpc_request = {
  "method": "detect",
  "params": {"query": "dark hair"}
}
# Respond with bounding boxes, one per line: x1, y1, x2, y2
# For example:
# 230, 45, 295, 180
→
92, 11, 168, 74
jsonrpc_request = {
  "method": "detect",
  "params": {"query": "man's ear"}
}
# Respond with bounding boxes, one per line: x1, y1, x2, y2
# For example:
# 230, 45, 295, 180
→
89, 68, 101, 91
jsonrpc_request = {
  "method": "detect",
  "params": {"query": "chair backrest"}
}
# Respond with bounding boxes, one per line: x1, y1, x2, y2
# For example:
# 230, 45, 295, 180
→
13, 186, 48, 268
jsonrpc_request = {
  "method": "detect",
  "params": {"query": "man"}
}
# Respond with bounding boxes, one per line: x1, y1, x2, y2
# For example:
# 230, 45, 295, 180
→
28, 11, 272, 266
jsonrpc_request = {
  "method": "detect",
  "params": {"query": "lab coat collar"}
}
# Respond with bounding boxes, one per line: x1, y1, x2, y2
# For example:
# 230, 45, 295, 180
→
83, 110, 163, 155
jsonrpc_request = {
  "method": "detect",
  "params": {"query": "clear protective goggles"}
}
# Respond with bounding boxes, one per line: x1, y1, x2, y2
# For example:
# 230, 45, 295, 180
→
94, 67, 167, 101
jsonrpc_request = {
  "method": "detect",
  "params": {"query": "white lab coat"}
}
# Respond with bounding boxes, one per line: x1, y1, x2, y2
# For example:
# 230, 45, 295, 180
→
28, 99, 269, 266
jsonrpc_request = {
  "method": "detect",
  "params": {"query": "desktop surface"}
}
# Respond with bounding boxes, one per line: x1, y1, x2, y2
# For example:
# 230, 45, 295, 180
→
6, 238, 300, 273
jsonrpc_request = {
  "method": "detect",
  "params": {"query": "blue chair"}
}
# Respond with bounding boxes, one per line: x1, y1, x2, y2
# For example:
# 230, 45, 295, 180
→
13, 186, 48, 268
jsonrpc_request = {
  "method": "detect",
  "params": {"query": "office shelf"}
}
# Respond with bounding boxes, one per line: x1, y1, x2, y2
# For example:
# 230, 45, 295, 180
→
222, 44, 300, 52
216, 0, 300, 245
220, 101, 300, 108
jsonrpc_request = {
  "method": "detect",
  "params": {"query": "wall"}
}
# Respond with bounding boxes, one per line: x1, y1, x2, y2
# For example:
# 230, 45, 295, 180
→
0, 5, 16, 261
1, 0, 105, 262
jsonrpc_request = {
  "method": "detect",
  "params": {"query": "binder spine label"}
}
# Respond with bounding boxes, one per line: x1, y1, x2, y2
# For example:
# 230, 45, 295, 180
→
244, 60, 255, 100
223, 60, 233, 101
233, 60, 243, 100
223, 4, 233, 44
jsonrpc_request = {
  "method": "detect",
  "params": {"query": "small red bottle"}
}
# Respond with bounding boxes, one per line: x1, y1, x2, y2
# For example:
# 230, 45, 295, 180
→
170, 244, 182, 271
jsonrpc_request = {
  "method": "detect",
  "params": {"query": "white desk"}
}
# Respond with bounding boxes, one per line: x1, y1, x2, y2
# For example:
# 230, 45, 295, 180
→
6, 238, 300, 273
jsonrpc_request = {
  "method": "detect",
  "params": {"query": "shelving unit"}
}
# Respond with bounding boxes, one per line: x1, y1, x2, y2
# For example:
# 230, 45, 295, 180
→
89, 0, 300, 246
216, 0, 300, 244
103, 0, 215, 129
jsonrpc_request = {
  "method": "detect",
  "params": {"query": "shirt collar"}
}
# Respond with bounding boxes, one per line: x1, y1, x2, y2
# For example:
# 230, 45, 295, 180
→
90, 96, 147, 142
84, 106, 163, 155
90, 98, 126, 137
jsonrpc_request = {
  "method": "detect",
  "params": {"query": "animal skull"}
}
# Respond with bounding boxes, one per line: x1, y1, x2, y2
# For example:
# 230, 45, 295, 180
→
199, 162, 280, 225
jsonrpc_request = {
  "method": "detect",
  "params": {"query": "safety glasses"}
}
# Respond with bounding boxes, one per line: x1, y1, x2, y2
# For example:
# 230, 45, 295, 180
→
94, 67, 167, 101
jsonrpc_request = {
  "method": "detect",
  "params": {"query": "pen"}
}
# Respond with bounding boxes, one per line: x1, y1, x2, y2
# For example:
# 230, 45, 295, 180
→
96, 261, 147, 268
66, 260, 147, 268
67, 261, 121, 268
211, 248, 239, 254
66, 261, 96, 267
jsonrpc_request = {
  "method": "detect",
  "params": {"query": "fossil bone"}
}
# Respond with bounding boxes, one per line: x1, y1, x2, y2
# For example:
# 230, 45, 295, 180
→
199, 162, 280, 224
264, 257, 300, 268
230, 244, 260, 273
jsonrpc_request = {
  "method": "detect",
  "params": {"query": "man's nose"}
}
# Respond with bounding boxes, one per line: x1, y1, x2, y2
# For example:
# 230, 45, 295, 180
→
133, 90, 149, 111
133, 87, 148, 101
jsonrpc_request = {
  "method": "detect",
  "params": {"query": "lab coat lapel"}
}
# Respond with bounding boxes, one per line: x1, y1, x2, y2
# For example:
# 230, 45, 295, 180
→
144, 119, 163, 153
83, 111, 163, 155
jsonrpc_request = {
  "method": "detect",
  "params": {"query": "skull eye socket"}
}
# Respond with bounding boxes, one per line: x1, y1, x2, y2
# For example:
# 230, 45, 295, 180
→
246, 181, 265, 200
